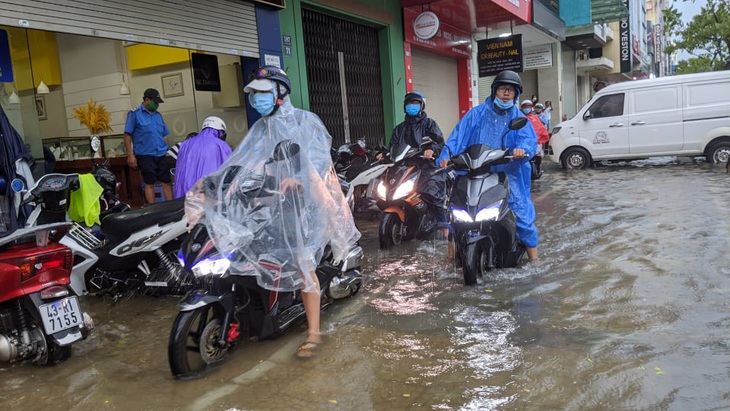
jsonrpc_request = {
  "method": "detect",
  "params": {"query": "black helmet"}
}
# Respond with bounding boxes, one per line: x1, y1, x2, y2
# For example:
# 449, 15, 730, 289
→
491, 70, 523, 101
248, 65, 291, 96
404, 91, 426, 110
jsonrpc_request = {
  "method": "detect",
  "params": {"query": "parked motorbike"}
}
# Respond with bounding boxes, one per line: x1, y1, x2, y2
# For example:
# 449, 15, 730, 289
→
167, 156, 364, 379
375, 138, 443, 249
0, 222, 93, 365
14, 172, 190, 298
446, 117, 529, 285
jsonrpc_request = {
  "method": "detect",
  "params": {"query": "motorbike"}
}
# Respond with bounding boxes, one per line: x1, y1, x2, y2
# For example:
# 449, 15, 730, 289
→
14, 172, 190, 298
374, 138, 444, 249
445, 117, 529, 285
0, 221, 93, 365
167, 143, 364, 379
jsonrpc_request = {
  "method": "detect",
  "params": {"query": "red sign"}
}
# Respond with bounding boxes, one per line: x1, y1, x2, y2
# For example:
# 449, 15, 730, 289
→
403, 8, 470, 59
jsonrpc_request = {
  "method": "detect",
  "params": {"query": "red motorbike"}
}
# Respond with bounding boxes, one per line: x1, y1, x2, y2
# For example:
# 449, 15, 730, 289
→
0, 223, 93, 365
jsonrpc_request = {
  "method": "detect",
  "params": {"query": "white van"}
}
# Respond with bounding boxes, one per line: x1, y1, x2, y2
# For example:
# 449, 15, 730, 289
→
548, 71, 730, 169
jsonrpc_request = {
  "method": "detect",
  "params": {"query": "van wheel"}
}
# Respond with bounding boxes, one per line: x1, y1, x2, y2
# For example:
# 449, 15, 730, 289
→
561, 147, 591, 170
705, 140, 730, 164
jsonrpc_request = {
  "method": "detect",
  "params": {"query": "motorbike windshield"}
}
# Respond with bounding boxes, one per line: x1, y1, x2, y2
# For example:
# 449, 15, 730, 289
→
185, 97, 361, 292
390, 142, 419, 163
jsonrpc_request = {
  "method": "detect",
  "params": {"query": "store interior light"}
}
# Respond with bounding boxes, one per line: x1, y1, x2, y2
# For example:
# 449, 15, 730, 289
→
498, 32, 512, 38
119, 73, 130, 95
8, 89, 20, 104
37, 77, 50, 95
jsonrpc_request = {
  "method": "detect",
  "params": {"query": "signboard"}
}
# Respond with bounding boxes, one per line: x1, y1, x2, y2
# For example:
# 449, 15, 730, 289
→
477, 34, 523, 77
252, 0, 285, 8
413, 11, 440, 40
403, 8, 470, 59
191, 53, 221, 92
0, 30, 13, 83
523, 44, 552, 70
619, 0, 632, 73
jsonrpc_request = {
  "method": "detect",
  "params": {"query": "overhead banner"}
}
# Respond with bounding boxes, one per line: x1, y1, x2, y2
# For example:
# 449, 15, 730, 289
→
619, 0, 632, 73
0, 30, 13, 83
191, 53, 221, 92
477, 34, 523, 77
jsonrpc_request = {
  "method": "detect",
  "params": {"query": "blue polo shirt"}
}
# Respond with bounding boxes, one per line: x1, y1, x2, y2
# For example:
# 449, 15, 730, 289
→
124, 104, 170, 157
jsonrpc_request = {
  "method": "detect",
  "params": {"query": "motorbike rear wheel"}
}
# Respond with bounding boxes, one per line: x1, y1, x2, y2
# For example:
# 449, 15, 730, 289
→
378, 213, 403, 249
168, 306, 229, 379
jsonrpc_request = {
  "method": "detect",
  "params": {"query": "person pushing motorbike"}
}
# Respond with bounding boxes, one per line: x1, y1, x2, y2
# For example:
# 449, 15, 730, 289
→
377, 91, 448, 226
437, 70, 540, 261
184, 66, 360, 359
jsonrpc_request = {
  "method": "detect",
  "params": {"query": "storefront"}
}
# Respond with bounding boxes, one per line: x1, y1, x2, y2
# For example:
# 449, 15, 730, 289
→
0, 0, 282, 206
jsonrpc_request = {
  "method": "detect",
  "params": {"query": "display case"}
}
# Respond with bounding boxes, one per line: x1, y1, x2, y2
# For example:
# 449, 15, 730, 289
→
43, 134, 127, 161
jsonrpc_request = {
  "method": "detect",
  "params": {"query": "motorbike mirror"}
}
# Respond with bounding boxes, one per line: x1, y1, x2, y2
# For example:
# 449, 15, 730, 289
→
10, 178, 25, 193
501, 117, 528, 151
90, 135, 101, 153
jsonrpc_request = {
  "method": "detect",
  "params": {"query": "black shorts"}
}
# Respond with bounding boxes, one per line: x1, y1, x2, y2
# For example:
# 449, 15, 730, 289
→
137, 155, 172, 184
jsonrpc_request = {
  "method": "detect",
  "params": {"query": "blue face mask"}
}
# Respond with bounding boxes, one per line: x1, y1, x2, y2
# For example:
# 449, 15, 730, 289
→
494, 98, 514, 110
522, 108, 532, 115
249, 92, 276, 116
405, 104, 421, 116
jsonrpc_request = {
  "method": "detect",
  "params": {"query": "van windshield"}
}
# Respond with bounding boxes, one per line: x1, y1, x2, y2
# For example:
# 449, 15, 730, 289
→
588, 94, 625, 118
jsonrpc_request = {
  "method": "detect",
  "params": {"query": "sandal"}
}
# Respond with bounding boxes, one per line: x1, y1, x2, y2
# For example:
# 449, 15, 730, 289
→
295, 341, 320, 359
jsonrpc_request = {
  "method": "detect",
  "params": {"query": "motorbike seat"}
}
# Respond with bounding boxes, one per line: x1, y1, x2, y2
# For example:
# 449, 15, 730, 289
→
100, 197, 185, 238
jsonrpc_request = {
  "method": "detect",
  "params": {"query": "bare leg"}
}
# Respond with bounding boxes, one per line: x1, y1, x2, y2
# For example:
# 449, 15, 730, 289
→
144, 183, 156, 204
526, 247, 538, 261
300, 273, 322, 344
161, 182, 173, 201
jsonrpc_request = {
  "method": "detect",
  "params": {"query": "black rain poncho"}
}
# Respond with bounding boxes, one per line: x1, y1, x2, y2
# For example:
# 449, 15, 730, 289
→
185, 97, 361, 292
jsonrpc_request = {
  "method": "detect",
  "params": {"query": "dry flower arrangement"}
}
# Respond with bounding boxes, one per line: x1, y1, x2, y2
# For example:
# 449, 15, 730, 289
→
72, 99, 113, 135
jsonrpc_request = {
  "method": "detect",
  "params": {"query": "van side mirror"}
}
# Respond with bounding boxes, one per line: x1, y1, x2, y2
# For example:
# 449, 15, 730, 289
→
583, 110, 592, 120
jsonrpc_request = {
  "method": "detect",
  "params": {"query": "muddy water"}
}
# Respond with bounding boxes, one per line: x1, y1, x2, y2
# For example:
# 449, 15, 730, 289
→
2, 159, 730, 410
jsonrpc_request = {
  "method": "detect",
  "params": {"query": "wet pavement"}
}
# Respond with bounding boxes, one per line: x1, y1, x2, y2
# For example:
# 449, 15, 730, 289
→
2, 158, 730, 410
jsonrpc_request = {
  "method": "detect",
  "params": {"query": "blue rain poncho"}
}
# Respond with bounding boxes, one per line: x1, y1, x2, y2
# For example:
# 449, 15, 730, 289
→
185, 97, 361, 292
436, 97, 539, 248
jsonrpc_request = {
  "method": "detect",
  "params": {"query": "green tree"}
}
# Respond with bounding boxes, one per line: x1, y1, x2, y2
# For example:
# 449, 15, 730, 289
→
664, 0, 730, 73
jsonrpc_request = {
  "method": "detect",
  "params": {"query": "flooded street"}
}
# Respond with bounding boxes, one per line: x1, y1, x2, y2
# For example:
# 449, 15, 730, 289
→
3, 159, 730, 410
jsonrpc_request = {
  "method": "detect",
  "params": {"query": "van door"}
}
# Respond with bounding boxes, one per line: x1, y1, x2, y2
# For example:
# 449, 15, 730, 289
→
579, 93, 628, 157
628, 85, 683, 154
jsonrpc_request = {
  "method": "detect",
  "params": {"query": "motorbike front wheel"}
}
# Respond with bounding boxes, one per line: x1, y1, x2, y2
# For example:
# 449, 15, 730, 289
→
379, 213, 404, 249
168, 306, 229, 379
462, 242, 494, 286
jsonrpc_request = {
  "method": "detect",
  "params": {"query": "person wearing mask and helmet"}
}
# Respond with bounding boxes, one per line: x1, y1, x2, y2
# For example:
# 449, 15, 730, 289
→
173, 116, 232, 198
377, 91, 447, 226
520, 100, 550, 179
184, 66, 360, 359
436, 70, 539, 261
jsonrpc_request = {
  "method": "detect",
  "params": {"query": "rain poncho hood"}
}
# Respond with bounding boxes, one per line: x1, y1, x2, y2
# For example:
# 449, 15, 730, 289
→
436, 97, 539, 247
0, 105, 34, 236
185, 97, 361, 292
173, 128, 232, 198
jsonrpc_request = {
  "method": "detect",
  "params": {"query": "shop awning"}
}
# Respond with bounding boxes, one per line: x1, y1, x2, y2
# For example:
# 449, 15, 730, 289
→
591, 0, 629, 23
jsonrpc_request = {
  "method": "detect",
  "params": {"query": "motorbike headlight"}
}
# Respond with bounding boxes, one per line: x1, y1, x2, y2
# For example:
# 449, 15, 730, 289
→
451, 208, 473, 222
475, 201, 502, 222
376, 180, 387, 200
393, 178, 415, 200
192, 256, 231, 277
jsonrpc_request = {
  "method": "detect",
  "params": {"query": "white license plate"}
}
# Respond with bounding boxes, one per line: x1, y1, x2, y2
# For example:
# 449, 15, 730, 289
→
39, 296, 83, 334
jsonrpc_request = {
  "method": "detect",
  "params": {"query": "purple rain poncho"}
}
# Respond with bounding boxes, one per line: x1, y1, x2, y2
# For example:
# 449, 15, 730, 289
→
173, 128, 232, 198
185, 97, 361, 292
435, 97, 539, 248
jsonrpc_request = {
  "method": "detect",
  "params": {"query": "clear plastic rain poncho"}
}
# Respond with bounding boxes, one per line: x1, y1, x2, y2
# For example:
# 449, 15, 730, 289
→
436, 96, 539, 248
185, 97, 361, 292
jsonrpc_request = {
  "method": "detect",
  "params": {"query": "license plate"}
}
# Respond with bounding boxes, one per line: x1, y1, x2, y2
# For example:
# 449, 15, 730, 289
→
39, 296, 83, 334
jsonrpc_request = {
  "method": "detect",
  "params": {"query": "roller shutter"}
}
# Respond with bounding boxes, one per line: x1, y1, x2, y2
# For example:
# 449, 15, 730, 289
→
411, 47, 460, 138
0, 0, 259, 57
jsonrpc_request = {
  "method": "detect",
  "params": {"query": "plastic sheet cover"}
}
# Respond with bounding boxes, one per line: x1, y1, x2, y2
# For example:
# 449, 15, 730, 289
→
185, 98, 360, 292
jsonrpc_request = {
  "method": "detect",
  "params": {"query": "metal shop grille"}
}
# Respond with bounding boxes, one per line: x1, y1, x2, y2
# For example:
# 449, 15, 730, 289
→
301, 8, 385, 150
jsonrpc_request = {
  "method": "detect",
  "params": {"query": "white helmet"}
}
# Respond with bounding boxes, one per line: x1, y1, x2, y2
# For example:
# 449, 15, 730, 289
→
201, 116, 226, 132
520, 99, 533, 107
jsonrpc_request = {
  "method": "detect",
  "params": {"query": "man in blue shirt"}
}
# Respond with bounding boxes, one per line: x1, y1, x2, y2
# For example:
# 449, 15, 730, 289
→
124, 88, 172, 203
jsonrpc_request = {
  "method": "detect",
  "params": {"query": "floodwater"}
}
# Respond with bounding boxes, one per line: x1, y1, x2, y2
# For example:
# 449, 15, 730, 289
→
3, 158, 730, 410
